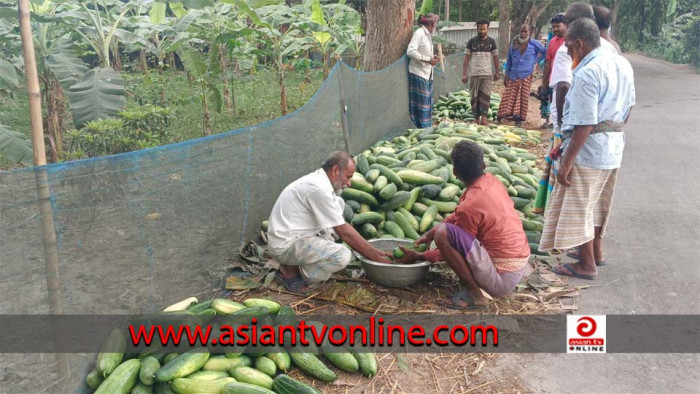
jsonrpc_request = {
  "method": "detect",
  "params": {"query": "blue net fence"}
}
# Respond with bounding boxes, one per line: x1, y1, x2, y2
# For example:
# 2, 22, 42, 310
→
0, 53, 465, 392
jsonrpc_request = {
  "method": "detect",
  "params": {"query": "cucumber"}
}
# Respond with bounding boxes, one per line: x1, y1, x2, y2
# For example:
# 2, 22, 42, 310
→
140, 356, 161, 386
375, 155, 401, 166
242, 298, 281, 314
382, 221, 404, 238
163, 297, 198, 312
409, 159, 441, 173
420, 205, 439, 232
507, 185, 518, 197
397, 207, 419, 231
254, 356, 277, 377
186, 300, 213, 313
324, 351, 360, 373
155, 382, 176, 394
96, 328, 126, 377
369, 163, 403, 187
396, 169, 445, 185
511, 197, 531, 209
515, 185, 536, 199
343, 204, 354, 222
521, 218, 538, 231
355, 154, 370, 175
438, 184, 461, 201
186, 371, 230, 381
352, 352, 378, 377
350, 173, 374, 194
265, 351, 291, 372
351, 211, 384, 226
373, 175, 388, 193
341, 187, 378, 207
417, 198, 457, 213
155, 350, 210, 382
345, 199, 361, 212
163, 353, 179, 364
525, 231, 541, 244
289, 352, 337, 382
379, 191, 412, 211
230, 366, 274, 389
360, 223, 378, 239
171, 377, 237, 394
530, 242, 548, 255
411, 202, 429, 216
379, 183, 398, 200
393, 211, 420, 240
211, 299, 246, 315
221, 382, 276, 394
95, 359, 140, 394
231, 306, 269, 316
430, 168, 450, 183
403, 187, 421, 211
86, 369, 104, 390
272, 374, 321, 394
131, 382, 154, 394
203, 355, 251, 371
365, 168, 381, 183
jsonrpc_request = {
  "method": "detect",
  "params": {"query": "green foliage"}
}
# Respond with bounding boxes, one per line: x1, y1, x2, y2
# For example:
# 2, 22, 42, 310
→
68, 66, 127, 128
66, 104, 173, 157
0, 123, 33, 165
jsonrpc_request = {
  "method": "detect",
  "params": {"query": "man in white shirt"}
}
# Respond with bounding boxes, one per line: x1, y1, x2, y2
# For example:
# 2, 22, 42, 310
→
268, 151, 391, 293
539, 18, 635, 280
407, 13, 440, 128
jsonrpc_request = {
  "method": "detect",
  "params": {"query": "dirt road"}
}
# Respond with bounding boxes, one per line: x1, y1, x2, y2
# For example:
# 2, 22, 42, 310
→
492, 54, 700, 393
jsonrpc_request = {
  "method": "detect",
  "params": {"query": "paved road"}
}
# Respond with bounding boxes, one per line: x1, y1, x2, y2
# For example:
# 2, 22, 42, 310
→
495, 54, 700, 393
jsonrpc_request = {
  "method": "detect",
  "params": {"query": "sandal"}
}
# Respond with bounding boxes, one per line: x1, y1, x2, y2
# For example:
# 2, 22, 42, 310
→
551, 263, 596, 280
275, 271, 311, 294
438, 290, 488, 310
567, 248, 607, 266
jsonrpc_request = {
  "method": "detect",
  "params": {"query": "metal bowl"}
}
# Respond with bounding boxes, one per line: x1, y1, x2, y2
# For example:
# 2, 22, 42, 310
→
352, 238, 431, 288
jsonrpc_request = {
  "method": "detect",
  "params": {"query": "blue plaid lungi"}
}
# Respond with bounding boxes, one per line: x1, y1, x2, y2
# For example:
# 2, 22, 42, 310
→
408, 72, 433, 128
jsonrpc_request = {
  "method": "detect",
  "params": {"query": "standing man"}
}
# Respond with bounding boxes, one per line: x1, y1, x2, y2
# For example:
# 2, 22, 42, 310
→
407, 13, 440, 129
538, 18, 635, 280
497, 24, 546, 126
268, 151, 391, 293
533, 14, 569, 214
462, 19, 500, 126
539, 14, 568, 101
593, 5, 622, 53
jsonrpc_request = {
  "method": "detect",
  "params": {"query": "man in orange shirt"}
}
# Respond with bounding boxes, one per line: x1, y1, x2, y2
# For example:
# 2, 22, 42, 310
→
398, 141, 531, 309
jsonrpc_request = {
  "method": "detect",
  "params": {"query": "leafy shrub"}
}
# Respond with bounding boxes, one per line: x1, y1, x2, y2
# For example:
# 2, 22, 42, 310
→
65, 104, 173, 157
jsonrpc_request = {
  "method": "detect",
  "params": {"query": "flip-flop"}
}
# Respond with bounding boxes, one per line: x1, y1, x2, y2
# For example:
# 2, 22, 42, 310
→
566, 248, 607, 266
552, 263, 596, 280
275, 271, 311, 294
439, 290, 488, 310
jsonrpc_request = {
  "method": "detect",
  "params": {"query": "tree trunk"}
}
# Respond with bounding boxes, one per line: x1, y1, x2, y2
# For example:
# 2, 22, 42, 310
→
47, 79, 64, 161
279, 68, 288, 116
219, 44, 232, 109
323, 50, 329, 80
445, 0, 450, 21
169, 52, 176, 69
201, 86, 211, 136
459, 0, 463, 21
438, 0, 442, 19
139, 50, 148, 72
363, 0, 416, 72
638, 1, 647, 43
498, 0, 510, 59
610, 0, 620, 39
111, 42, 122, 72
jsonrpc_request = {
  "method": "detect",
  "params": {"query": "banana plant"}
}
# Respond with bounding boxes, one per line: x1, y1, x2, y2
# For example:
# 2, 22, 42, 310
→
231, 0, 315, 115
179, 45, 223, 135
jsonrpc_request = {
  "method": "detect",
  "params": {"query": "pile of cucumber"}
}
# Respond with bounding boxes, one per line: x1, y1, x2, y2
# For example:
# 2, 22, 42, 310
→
433, 91, 501, 122
341, 122, 547, 254
86, 297, 378, 393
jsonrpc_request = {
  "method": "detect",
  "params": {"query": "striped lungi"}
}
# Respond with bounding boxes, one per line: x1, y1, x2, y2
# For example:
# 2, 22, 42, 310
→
408, 72, 433, 128
497, 75, 532, 121
538, 166, 618, 252
469, 76, 493, 118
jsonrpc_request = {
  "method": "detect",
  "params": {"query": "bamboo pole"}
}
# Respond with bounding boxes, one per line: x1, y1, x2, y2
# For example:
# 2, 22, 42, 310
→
18, 0, 45, 166
18, 0, 69, 387
437, 44, 445, 73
